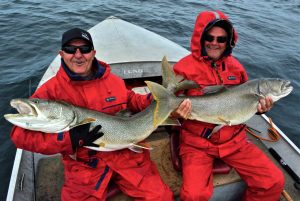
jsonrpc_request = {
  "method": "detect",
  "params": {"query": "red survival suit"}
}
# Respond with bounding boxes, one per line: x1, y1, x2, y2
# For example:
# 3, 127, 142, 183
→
10, 59, 173, 201
173, 10, 284, 201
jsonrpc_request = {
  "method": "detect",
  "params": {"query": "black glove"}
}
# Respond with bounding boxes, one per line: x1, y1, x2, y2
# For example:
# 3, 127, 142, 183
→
69, 124, 103, 150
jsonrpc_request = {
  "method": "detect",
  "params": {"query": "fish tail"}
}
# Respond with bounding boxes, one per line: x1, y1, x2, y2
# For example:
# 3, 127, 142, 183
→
145, 81, 180, 127
162, 56, 177, 89
162, 56, 198, 92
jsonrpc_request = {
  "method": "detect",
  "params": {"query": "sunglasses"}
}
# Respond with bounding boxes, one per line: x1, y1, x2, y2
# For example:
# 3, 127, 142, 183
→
204, 34, 227, 43
62, 45, 93, 54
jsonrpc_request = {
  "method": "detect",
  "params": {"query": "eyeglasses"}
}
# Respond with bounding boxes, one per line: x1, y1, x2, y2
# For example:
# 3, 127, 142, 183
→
62, 45, 93, 54
204, 34, 227, 43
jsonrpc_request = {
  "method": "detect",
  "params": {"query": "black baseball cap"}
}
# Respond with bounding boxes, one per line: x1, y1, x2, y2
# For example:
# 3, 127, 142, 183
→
61, 28, 94, 48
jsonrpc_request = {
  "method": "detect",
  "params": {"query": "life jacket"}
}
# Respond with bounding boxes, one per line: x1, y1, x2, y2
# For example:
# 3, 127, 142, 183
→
11, 59, 153, 196
173, 10, 248, 144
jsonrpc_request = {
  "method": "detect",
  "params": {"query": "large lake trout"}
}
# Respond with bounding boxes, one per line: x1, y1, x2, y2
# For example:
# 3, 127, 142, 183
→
4, 98, 179, 152
146, 78, 293, 130
147, 57, 294, 132
4, 57, 293, 150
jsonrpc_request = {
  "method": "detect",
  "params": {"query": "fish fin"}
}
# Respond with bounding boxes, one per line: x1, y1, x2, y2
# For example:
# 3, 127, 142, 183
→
175, 80, 199, 92
84, 146, 101, 151
88, 141, 105, 148
84, 146, 118, 152
145, 81, 180, 127
115, 108, 133, 117
218, 117, 231, 126
136, 142, 153, 149
70, 118, 96, 129
81, 117, 97, 124
255, 93, 265, 99
129, 146, 143, 153
98, 142, 106, 147
91, 134, 105, 146
162, 56, 198, 93
129, 142, 153, 153
202, 85, 227, 94
209, 125, 224, 137
161, 117, 181, 126
162, 56, 177, 90
84, 140, 106, 151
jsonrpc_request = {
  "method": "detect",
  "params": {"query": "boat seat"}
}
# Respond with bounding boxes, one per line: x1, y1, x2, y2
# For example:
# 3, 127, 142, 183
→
169, 128, 231, 174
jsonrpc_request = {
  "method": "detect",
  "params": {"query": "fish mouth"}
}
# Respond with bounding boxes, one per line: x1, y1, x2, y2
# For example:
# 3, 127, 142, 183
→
4, 98, 75, 133
4, 99, 38, 119
282, 81, 293, 95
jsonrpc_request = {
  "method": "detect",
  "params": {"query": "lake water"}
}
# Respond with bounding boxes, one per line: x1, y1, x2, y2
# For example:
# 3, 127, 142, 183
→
0, 0, 299, 199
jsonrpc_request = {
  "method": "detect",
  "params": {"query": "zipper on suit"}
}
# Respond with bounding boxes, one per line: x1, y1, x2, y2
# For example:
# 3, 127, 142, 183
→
211, 62, 223, 84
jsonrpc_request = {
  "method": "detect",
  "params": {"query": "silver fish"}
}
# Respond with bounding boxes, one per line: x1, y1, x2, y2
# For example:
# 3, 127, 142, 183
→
146, 69, 293, 131
4, 57, 293, 150
4, 98, 179, 152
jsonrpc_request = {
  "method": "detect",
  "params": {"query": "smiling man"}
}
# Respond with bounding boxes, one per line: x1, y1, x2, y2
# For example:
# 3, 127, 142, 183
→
172, 10, 284, 201
59, 28, 99, 79
203, 26, 228, 61
10, 28, 175, 201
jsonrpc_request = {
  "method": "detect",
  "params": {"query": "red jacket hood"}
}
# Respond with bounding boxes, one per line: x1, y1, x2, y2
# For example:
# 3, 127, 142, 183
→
190, 10, 238, 60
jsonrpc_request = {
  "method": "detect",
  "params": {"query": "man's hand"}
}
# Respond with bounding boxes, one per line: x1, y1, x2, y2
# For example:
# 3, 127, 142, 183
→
257, 96, 273, 113
69, 124, 103, 151
170, 99, 192, 119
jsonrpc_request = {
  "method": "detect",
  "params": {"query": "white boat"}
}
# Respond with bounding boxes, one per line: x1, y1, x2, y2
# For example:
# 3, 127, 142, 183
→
6, 16, 300, 201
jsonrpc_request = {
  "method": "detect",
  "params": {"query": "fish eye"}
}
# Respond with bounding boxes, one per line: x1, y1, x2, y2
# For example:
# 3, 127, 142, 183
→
31, 99, 39, 104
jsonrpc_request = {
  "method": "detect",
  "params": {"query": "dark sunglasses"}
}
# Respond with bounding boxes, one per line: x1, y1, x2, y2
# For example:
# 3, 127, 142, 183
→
62, 45, 93, 54
204, 34, 227, 43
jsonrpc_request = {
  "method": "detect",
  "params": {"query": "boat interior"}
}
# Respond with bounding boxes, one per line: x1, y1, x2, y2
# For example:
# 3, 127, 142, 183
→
12, 112, 300, 201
